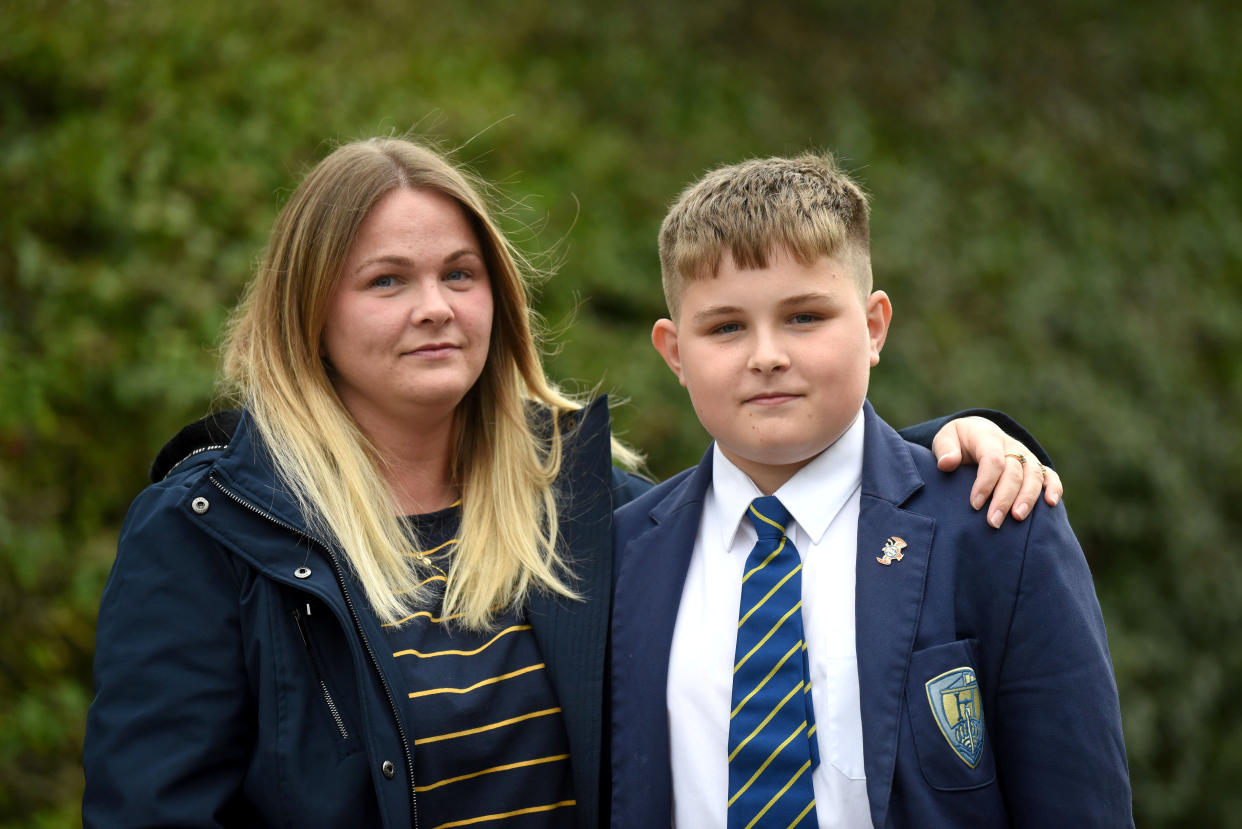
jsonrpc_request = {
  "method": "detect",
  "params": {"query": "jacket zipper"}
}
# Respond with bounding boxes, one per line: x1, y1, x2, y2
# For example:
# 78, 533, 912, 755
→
291, 606, 350, 740
209, 476, 419, 829
163, 444, 230, 479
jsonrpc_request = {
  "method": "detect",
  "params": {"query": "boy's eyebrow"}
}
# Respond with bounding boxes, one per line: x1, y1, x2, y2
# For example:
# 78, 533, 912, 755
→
691, 292, 839, 322
777, 291, 838, 306
690, 304, 746, 323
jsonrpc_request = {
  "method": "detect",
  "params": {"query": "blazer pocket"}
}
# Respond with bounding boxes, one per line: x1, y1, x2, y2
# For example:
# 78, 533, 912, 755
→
906, 639, 996, 791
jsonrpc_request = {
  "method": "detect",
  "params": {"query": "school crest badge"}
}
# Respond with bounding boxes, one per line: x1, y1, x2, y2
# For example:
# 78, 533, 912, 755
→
876, 536, 907, 565
925, 667, 985, 767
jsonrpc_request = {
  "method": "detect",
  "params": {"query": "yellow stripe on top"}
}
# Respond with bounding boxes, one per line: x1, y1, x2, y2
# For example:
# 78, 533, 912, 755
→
430, 800, 576, 829
393, 624, 532, 659
414, 707, 563, 746
382, 609, 470, 628
408, 663, 546, 699
407, 538, 460, 558
414, 754, 570, 793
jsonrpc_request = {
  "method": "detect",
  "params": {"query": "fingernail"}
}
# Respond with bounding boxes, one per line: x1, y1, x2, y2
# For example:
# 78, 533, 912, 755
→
972, 495, 985, 510
989, 510, 1003, 528
1015, 503, 1029, 520
1049, 492, 1060, 506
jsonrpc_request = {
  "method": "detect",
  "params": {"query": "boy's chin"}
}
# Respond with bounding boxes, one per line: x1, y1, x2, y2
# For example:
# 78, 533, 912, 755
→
720, 441, 829, 476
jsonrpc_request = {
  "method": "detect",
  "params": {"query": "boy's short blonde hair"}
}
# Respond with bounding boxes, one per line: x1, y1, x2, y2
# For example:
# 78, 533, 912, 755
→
658, 152, 872, 317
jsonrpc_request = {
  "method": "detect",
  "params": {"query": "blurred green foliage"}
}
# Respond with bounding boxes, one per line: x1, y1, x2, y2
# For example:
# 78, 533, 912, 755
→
3, 0, 1240, 824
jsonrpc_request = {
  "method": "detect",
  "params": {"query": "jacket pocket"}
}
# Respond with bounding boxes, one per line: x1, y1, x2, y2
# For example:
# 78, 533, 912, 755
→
291, 603, 354, 746
906, 639, 996, 791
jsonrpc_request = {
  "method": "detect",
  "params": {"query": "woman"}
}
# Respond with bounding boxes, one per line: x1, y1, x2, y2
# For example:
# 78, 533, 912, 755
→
82, 137, 1057, 828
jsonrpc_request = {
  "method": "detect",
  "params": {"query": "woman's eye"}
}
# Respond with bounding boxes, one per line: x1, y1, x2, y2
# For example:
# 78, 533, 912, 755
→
444, 270, 468, 283
370, 275, 397, 289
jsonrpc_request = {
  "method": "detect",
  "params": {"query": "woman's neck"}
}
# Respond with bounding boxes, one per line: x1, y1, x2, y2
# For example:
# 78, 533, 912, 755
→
355, 409, 460, 515
386, 461, 459, 515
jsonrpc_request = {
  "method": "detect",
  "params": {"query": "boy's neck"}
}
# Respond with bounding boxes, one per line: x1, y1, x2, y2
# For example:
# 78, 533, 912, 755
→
719, 441, 851, 495
720, 449, 814, 495
716, 408, 864, 495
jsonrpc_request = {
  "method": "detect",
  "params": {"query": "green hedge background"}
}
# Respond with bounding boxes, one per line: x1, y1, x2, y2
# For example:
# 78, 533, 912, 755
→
4, 0, 1240, 825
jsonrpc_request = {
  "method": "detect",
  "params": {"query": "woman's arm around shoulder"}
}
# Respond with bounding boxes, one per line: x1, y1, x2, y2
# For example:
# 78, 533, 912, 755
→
899, 408, 1064, 528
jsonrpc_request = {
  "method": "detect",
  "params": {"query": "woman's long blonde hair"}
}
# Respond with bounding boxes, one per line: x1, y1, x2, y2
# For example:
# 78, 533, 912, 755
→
221, 137, 634, 629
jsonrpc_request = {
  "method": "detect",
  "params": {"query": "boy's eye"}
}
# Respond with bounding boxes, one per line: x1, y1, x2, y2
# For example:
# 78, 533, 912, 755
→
790, 313, 820, 325
711, 322, 742, 335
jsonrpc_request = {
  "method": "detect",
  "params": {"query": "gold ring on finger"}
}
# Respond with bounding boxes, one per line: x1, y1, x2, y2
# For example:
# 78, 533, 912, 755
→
1004, 452, 1027, 465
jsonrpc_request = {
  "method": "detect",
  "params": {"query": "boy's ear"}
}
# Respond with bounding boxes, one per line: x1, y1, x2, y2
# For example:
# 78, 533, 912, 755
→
651, 318, 687, 386
866, 290, 893, 367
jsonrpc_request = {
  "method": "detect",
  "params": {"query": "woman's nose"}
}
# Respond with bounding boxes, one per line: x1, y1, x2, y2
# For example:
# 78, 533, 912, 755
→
411, 282, 453, 325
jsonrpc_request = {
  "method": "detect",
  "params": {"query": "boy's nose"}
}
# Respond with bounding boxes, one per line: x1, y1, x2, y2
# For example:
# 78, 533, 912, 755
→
747, 332, 790, 374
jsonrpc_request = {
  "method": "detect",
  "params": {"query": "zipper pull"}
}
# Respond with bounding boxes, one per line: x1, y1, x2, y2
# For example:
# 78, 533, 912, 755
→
292, 608, 310, 647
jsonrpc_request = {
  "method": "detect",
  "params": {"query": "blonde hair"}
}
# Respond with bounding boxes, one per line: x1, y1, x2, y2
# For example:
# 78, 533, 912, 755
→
658, 152, 873, 317
222, 137, 636, 629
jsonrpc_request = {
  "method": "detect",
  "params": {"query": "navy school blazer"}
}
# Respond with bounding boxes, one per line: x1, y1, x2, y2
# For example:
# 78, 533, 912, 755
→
610, 402, 1132, 828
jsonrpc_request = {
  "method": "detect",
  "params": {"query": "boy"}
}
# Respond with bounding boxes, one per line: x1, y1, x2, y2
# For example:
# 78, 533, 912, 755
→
610, 154, 1131, 827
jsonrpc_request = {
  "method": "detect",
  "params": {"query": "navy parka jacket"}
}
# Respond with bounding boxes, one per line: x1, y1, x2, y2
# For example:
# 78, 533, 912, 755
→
83, 396, 649, 829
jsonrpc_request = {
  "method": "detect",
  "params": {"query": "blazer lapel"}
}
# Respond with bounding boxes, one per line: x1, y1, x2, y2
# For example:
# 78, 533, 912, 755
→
610, 449, 713, 828
854, 404, 934, 829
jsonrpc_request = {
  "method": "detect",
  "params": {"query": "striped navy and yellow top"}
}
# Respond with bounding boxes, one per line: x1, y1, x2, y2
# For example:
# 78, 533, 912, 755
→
384, 506, 575, 829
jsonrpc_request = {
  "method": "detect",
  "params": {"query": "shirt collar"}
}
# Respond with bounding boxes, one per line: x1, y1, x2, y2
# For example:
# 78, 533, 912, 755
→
710, 407, 866, 552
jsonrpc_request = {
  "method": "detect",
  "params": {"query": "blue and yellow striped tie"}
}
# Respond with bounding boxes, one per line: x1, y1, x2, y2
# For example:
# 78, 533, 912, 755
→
727, 496, 819, 829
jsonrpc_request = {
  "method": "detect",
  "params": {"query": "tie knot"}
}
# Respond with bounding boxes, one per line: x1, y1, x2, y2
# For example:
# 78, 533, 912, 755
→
746, 496, 791, 542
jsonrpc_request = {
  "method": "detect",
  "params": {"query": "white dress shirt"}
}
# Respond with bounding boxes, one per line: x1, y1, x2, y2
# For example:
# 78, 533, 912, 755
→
667, 409, 872, 828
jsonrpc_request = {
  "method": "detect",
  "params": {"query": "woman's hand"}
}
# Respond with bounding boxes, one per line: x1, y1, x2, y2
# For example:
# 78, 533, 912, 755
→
932, 416, 1064, 528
